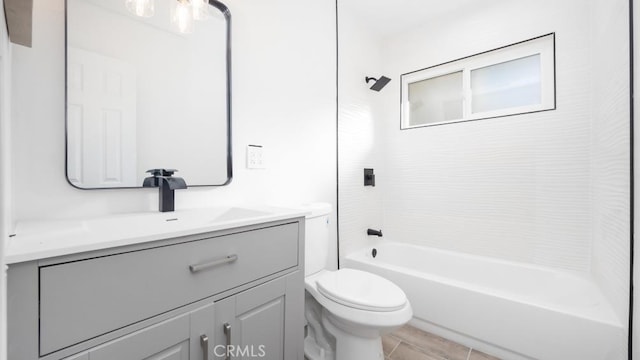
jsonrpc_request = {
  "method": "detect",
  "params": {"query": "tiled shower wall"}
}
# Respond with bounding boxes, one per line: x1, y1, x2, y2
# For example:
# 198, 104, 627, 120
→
376, 0, 594, 273
337, 4, 386, 259
339, 0, 597, 272
338, 0, 631, 357
589, 0, 631, 357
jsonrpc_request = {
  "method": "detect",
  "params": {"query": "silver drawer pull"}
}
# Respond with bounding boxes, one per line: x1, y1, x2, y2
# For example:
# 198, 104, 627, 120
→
189, 255, 238, 273
200, 334, 209, 360
223, 323, 232, 360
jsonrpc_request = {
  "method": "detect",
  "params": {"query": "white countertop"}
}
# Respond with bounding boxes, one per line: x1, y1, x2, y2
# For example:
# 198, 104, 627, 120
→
5, 206, 309, 264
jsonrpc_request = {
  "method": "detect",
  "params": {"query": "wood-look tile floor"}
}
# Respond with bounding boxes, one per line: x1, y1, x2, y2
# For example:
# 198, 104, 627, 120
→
383, 325, 501, 360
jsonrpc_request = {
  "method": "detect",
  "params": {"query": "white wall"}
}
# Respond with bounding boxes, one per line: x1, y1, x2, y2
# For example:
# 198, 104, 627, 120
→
589, 0, 631, 358
0, 0, 11, 358
10, 0, 337, 252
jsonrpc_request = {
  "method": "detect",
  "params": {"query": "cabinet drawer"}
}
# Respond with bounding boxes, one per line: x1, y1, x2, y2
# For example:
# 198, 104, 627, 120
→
39, 222, 299, 356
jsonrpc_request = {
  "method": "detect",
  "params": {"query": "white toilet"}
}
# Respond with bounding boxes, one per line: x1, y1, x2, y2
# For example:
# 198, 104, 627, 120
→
302, 203, 412, 360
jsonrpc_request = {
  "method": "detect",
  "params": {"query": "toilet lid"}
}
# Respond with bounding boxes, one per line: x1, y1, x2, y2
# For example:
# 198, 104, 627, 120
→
316, 269, 407, 312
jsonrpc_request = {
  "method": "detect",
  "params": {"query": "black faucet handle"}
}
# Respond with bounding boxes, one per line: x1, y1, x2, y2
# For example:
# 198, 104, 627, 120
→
146, 169, 163, 177
146, 168, 179, 177
142, 176, 158, 187
143, 168, 186, 212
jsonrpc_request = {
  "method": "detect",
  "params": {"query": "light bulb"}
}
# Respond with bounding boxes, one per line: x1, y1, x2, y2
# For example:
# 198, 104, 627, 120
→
171, 0, 194, 34
125, 0, 155, 17
192, 0, 209, 20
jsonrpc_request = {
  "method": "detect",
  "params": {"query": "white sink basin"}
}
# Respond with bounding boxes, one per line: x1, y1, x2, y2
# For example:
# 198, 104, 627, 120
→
6, 206, 307, 264
84, 207, 274, 233
211, 207, 272, 222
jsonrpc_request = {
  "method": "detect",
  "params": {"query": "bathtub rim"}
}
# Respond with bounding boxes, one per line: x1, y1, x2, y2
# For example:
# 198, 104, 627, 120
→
344, 241, 623, 328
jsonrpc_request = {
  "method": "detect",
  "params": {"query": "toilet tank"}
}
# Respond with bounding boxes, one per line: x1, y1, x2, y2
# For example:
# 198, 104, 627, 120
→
302, 203, 332, 276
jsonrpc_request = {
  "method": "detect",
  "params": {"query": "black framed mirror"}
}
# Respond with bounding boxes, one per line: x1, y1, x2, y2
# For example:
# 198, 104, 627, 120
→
65, 0, 231, 189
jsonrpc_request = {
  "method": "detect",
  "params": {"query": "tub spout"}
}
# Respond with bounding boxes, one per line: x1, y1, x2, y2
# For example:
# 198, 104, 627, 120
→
367, 228, 383, 237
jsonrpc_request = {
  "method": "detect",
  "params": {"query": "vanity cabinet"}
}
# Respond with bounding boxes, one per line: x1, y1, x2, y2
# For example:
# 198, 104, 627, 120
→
8, 218, 305, 360
213, 275, 302, 360
63, 303, 214, 360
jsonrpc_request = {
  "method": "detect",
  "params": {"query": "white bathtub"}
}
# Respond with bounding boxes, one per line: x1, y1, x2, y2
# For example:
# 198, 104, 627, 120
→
343, 242, 624, 360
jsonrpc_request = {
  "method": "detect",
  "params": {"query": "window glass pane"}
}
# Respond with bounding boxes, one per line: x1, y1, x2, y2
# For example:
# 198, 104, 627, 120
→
471, 54, 541, 114
408, 71, 463, 126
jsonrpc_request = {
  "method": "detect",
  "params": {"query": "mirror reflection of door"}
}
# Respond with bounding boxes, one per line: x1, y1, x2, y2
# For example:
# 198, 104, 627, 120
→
67, 48, 137, 188
66, 0, 231, 188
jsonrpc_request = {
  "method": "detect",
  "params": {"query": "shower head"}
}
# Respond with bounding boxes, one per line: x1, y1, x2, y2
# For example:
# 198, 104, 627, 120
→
365, 76, 391, 91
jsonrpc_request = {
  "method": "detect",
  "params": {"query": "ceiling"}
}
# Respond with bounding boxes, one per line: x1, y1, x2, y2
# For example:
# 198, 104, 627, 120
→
340, 0, 504, 38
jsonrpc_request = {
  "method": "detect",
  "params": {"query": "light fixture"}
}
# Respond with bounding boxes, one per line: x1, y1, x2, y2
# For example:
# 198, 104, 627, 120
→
191, 0, 209, 21
171, 0, 195, 34
125, 0, 155, 18
125, 0, 208, 34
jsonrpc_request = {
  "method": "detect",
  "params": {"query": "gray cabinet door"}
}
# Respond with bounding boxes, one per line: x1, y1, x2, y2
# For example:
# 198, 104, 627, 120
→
87, 303, 214, 360
234, 278, 286, 360
213, 272, 304, 360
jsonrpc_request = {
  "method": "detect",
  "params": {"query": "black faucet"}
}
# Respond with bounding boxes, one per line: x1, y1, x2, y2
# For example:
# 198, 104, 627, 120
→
367, 228, 383, 237
143, 169, 188, 212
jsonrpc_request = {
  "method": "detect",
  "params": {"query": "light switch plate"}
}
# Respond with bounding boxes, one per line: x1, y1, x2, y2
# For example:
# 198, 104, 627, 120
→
247, 145, 265, 169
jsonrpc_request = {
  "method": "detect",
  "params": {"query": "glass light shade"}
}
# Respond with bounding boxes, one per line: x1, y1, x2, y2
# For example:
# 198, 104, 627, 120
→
171, 0, 195, 34
192, 0, 209, 21
125, 0, 155, 17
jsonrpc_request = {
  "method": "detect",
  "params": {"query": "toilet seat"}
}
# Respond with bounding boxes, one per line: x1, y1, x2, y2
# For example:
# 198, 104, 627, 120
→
305, 269, 412, 337
316, 269, 407, 312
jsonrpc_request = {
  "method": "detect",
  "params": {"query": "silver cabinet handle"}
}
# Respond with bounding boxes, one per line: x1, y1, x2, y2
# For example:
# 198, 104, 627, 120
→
223, 323, 231, 360
200, 334, 209, 360
189, 255, 238, 273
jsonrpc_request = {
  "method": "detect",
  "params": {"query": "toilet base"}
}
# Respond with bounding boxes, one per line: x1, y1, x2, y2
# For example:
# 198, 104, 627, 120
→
322, 312, 384, 360
304, 336, 335, 360
305, 293, 336, 360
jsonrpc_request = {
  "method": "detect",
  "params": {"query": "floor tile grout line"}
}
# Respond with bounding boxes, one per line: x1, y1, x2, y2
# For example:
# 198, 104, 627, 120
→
387, 340, 402, 358
390, 325, 501, 360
